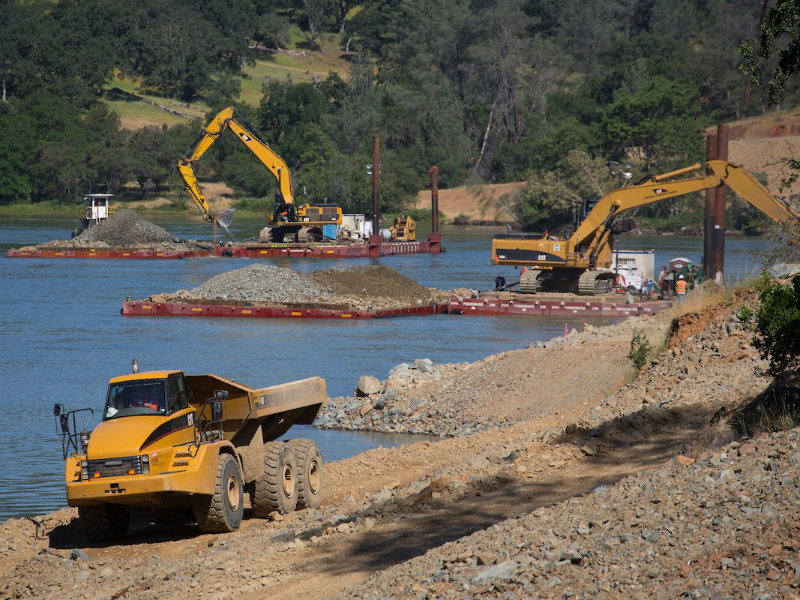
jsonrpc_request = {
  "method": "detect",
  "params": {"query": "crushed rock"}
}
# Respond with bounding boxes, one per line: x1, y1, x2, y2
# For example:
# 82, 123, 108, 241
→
31, 210, 212, 252
155, 264, 443, 311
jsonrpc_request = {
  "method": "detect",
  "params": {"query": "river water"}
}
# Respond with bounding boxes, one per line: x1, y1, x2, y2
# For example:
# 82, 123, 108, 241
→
0, 217, 771, 520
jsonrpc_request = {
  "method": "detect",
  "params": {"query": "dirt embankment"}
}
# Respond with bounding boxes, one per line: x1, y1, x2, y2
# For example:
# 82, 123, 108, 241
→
153, 264, 447, 311
1, 286, 795, 600
25, 209, 212, 253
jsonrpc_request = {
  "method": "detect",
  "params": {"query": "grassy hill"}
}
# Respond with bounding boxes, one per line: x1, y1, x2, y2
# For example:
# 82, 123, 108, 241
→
104, 30, 350, 130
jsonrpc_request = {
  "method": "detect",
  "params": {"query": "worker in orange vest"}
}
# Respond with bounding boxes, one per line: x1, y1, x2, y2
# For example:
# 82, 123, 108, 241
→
676, 274, 687, 305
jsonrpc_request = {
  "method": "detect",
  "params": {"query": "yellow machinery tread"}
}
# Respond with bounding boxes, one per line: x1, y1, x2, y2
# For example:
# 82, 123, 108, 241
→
519, 270, 543, 293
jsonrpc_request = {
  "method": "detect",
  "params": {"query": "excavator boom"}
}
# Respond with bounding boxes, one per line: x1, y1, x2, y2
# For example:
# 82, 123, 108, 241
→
178, 106, 296, 228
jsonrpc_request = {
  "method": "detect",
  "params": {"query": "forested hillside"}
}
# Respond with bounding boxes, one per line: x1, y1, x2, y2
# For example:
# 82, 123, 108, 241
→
1, 0, 795, 229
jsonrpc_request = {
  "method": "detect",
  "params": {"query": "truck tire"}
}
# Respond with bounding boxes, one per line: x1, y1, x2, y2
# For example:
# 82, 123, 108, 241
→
78, 504, 130, 542
194, 453, 244, 533
251, 442, 298, 517
288, 439, 323, 509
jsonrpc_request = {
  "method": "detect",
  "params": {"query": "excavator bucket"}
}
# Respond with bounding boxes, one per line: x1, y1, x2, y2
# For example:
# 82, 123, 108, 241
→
213, 208, 235, 228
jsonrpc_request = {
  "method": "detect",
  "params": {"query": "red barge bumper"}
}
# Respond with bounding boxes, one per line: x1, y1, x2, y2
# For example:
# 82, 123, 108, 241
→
7, 248, 210, 259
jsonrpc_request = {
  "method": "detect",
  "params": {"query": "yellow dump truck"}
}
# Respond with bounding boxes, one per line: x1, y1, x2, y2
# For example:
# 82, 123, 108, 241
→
54, 370, 326, 541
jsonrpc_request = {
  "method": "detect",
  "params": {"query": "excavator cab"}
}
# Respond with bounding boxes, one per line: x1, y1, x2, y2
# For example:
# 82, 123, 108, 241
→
578, 196, 600, 227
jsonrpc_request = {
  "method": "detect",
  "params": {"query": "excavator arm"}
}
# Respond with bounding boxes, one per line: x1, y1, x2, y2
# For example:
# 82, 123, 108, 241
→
177, 106, 295, 227
574, 160, 799, 265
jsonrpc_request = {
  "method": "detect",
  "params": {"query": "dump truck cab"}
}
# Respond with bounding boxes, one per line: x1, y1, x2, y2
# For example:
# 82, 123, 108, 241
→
57, 370, 327, 542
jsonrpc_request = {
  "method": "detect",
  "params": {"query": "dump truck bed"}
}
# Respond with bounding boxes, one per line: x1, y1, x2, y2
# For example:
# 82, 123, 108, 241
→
185, 375, 326, 442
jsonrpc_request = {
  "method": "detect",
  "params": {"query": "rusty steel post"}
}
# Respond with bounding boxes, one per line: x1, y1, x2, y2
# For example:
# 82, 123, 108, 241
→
372, 136, 380, 237
704, 132, 717, 280
713, 124, 729, 281
430, 165, 439, 233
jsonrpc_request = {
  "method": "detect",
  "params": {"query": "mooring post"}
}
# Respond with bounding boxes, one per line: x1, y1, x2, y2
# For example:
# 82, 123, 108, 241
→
713, 123, 729, 282
430, 165, 439, 234
704, 132, 717, 280
372, 136, 380, 237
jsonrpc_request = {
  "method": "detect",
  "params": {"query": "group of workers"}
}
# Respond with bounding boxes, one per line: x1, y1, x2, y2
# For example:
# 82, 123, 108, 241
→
659, 262, 704, 305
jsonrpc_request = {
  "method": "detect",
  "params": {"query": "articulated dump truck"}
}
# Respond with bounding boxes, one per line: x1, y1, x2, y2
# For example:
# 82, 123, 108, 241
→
54, 370, 326, 541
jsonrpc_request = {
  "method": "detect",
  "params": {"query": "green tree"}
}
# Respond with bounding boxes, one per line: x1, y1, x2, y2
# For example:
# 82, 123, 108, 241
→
753, 275, 800, 375
599, 76, 704, 171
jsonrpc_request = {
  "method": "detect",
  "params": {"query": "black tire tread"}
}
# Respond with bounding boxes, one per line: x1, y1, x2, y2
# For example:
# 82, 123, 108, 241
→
288, 438, 323, 509
194, 453, 242, 533
251, 441, 297, 516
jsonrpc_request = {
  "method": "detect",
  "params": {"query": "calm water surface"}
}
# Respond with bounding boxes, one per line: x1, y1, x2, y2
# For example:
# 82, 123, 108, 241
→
0, 217, 771, 520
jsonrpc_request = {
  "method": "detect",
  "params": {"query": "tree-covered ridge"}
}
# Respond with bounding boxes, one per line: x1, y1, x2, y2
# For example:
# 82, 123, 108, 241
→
0, 0, 794, 228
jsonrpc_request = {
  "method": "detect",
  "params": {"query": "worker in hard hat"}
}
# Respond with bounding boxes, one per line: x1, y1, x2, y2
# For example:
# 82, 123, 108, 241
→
676, 274, 687, 305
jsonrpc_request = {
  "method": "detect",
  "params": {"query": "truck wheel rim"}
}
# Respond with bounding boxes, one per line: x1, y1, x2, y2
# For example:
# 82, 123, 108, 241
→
282, 464, 295, 498
226, 475, 240, 511
308, 459, 320, 494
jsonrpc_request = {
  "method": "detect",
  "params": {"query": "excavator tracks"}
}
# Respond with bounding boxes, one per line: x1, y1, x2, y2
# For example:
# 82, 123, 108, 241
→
578, 271, 613, 296
519, 270, 543, 293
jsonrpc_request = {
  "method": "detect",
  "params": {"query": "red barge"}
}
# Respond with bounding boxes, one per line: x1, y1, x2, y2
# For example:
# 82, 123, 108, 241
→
214, 233, 442, 258
7, 233, 443, 260
121, 295, 670, 320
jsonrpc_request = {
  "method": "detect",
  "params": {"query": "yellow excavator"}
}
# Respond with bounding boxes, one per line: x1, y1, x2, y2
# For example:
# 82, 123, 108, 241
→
389, 215, 416, 241
178, 106, 341, 242
492, 161, 799, 295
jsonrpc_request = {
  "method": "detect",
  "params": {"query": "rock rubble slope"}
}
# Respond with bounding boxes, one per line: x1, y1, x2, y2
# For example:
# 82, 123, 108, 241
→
0, 285, 795, 600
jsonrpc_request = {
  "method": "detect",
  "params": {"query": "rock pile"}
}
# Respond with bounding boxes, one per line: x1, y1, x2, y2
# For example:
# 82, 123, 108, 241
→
335, 428, 800, 599
165, 264, 335, 305
33, 209, 212, 252
316, 359, 478, 436
74, 209, 175, 245
157, 264, 443, 311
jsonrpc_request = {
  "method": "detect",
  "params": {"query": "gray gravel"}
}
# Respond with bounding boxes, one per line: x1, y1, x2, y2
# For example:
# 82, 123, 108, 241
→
168, 264, 336, 304
74, 209, 175, 245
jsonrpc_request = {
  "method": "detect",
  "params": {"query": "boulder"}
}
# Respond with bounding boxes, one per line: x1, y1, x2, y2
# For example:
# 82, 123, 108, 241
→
355, 375, 382, 397
769, 263, 800, 279
414, 358, 435, 373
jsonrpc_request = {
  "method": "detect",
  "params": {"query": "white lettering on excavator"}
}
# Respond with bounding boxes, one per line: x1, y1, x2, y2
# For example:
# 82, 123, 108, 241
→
239, 133, 251, 142
538, 254, 547, 260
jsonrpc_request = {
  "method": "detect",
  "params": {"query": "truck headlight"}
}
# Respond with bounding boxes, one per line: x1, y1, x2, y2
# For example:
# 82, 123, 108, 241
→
141, 454, 150, 474
79, 431, 91, 452
81, 461, 88, 481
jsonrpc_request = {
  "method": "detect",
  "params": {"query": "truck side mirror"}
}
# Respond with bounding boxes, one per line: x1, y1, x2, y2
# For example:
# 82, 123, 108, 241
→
53, 403, 63, 417
215, 390, 228, 401
59, 413, 70, 434
211, 400, 223, 422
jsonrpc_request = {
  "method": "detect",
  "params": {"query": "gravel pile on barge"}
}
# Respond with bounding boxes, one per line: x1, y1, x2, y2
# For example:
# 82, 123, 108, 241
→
155, 264, 443, 311
32, 210, 212, 252
74, 209, 175, 245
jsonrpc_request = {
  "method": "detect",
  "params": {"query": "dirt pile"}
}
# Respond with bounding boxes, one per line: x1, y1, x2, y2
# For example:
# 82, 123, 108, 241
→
309, 265, 436, 306
157, 264, 442, 311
